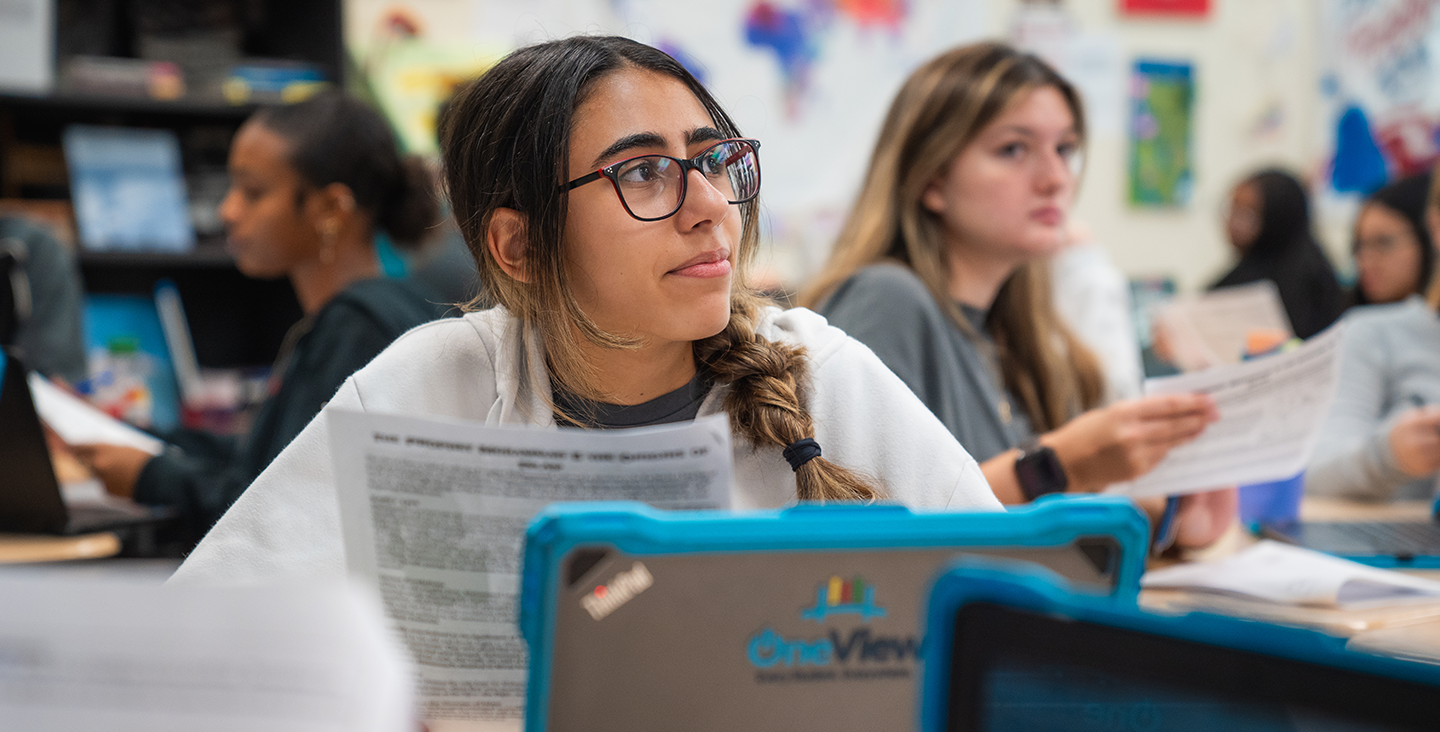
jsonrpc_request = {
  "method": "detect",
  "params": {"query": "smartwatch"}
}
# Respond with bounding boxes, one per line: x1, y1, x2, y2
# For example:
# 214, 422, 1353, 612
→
1014, 439, 1068, 502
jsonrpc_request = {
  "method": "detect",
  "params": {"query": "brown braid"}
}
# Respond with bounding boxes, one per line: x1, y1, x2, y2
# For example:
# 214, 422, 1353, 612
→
695, 293, 882, 502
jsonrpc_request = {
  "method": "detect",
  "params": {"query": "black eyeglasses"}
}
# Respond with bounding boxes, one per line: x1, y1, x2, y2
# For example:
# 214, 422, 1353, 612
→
561, 138, 761, 222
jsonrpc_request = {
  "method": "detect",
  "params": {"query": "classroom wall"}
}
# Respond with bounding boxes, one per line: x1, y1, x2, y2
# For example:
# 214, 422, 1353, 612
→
344, 0, 1346, 294
1037, 0, 1338, 292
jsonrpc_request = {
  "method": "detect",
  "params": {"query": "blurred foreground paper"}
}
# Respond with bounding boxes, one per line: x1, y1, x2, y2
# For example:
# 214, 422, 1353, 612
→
0, 578, 413, 731
328, 409, 733, 723
1108, 325, 1342, 498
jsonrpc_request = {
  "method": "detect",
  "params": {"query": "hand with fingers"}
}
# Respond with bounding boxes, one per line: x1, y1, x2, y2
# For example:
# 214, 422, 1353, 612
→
1042, 393, 1220, 493
70, 443, 153, 498
1388, 406, 1440, 478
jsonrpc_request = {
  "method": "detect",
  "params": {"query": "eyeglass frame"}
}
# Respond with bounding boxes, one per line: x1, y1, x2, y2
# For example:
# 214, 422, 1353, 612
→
559, 138, 762, 222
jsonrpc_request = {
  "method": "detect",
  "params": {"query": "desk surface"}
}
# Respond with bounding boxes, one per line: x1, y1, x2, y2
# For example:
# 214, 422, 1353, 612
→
1140, 497, 1440, 665
0, 532, 121, 564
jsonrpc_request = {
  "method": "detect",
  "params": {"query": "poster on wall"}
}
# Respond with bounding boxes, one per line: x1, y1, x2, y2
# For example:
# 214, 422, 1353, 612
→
1128, 59, 1195, 208
1319, 0, 1440, 196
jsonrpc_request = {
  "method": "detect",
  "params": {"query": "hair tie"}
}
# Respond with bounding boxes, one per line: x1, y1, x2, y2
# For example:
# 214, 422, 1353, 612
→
782, 437, 822, 472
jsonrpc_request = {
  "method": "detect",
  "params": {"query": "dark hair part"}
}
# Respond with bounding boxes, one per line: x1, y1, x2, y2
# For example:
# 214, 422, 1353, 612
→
253, 90, 438, 249
1353, 171, 1435, 305
439, 35, 879, 502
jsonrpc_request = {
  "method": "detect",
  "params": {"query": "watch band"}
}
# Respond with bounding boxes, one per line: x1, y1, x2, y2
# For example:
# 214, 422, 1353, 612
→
1014, 440, 1068, 502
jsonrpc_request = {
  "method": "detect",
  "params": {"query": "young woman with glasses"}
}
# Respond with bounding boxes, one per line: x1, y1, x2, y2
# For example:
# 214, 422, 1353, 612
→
171, 36, 999, 583
804, 43, 1233, 548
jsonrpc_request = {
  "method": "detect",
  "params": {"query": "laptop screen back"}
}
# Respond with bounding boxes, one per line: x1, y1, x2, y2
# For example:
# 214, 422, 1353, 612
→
0, 352, 69, 533
546, 540, 1118, 732
945, 603, 1439, 732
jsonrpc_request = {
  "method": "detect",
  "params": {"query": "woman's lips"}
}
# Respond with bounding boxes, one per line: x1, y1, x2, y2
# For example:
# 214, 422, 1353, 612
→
1030, 206, 1064, 226
670, 249, 732, 278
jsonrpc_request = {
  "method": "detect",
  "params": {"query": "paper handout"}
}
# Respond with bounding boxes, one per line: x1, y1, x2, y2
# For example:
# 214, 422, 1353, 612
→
1143, 540, 1440, 609
1107, 325, 1343, 498
0, 577, 413, 731
28, 372, 164, 455
1152, 281, 1293, 371
328, 409, 733, 724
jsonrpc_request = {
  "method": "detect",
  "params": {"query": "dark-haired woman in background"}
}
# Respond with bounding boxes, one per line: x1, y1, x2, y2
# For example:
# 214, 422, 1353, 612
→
74, 91, 445, 538
1349, 172, 1433, 307
1213, 169, 1345, 338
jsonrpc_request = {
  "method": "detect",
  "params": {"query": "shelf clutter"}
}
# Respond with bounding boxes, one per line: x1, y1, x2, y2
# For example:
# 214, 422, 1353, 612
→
0, 0, 340, 383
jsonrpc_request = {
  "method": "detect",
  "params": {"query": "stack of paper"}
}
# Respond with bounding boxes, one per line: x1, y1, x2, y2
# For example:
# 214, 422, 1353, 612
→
1143, 540, 1440, 609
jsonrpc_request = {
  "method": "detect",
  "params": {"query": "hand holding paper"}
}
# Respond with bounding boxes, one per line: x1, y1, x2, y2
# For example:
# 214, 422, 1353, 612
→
29, 372, 164, 455
1107, 325, 1343, 498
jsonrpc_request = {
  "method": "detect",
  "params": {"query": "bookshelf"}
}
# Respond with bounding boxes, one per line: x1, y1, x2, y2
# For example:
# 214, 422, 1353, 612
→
0, 0, 343, 369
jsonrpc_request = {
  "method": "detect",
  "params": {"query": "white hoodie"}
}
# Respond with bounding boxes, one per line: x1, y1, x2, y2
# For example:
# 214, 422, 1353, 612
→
170, 306, 999, 585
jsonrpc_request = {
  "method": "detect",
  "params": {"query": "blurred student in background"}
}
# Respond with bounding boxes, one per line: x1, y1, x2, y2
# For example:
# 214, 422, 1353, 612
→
1349, 172, 1433, 308
1050, 220, 1143, 402
0, 215, 87, 383
805, 42, 1233, 547
1308, 168, 1440, 502
1212, 169, 1345, 338
73, 91, 445, 541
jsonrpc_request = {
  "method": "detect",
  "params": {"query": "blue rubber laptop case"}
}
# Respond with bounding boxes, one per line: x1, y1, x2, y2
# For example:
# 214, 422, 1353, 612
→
519, 497, 1147, 732
921, 557, 1440, 732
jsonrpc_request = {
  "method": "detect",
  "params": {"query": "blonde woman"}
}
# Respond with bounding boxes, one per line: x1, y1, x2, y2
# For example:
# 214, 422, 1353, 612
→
170, 36, 999, 583
805, 43, 1232, 545
1308, 167, 1440, 501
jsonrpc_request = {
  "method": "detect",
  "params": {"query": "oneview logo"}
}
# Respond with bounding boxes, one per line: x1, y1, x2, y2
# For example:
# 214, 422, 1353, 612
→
580, 562, 653, 620
801, 575, 887, 621
746, 576, 919, 671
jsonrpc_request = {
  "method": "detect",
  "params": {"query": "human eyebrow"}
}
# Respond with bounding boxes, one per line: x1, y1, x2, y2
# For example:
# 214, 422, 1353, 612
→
687, 126, 727, 145
990, 125, 1078, 141
590, 132, 667, 169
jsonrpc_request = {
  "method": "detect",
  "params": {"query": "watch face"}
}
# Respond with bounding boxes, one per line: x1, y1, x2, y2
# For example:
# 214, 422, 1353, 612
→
1017, 446, 1066, 501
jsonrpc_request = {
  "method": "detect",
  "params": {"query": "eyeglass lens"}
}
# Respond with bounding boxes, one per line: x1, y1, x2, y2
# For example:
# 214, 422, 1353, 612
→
611, 140, 759, 220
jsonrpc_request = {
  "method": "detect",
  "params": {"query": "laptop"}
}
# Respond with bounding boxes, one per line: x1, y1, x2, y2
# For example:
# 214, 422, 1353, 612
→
922, 557, 1440, 732
0, 350, 159, 535
518, 497, 1150, 732
1262, 498, 1440, 569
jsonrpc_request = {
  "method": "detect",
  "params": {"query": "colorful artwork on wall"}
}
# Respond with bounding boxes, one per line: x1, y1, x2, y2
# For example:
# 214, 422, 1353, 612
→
1320, 0, 1440, 195
1128, 59, 1195, 208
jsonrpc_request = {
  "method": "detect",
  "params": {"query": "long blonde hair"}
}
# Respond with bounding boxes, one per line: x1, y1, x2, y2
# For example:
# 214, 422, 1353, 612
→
802, 42, 1103, 431
1427, 162, 1440, 310
440, 36, 878, 501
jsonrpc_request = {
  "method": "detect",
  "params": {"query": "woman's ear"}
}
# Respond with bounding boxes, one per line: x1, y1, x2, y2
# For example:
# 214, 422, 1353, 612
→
305, 182, 358, 235
487, 208, 530, 282
920, 178, 947, 215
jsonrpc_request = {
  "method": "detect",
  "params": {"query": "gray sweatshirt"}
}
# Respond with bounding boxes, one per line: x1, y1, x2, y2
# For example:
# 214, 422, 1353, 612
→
818, 262, 1036, 462
1307, 297, 1440, 501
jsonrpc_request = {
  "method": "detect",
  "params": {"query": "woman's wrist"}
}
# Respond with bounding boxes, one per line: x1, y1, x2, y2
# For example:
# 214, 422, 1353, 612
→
1038, 429, 1094, 493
